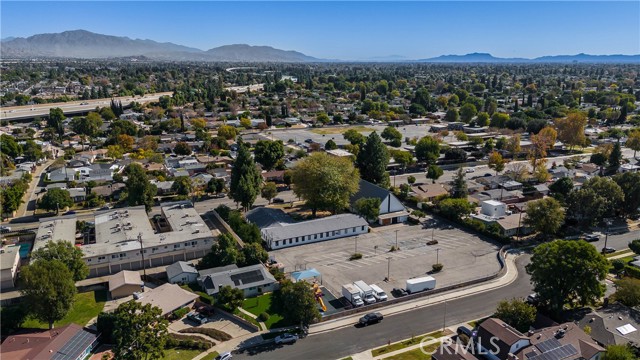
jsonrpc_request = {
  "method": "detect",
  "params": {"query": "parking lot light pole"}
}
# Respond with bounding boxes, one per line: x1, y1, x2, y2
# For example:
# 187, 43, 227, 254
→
355, 236, 358, 254
387, 257, 392, 281
395, 230, 399, 250
436, 248, 441, 264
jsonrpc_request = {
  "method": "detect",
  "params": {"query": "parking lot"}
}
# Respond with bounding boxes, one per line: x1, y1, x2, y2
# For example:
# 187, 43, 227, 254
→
270, 220, 501, 300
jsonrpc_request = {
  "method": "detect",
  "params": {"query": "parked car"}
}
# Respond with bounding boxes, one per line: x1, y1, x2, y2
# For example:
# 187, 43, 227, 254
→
0, 225, 11, 233
484, 173, 492, 177
465, 168, 475, 173
98, 204, 112, 211
602, 247, 616, 254
526, 293, 539, 305
457, 326, 473, 338
213, 193, 226, 198
583, 234, 600, 242
427, 240, 438, 245
391, 288, 408, 297
215, 352, 232, 360
64, 210, 76, 215
275, 333, 298, 345
273, 198, 285, 203
359, 312, 384, 326
186, 312, 208, 325
304, 138, 313, 143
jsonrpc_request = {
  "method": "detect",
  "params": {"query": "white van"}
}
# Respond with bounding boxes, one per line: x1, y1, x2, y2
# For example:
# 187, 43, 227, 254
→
370, 284, 388, 301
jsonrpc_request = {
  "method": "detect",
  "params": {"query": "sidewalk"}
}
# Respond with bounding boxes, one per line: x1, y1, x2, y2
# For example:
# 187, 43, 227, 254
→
237, 307, 266, 330
309, 249, 523, 335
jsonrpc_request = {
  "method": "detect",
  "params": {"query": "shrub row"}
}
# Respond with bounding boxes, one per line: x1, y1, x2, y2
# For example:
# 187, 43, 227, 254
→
166, 333, 214, 350
180, 327, 233, 342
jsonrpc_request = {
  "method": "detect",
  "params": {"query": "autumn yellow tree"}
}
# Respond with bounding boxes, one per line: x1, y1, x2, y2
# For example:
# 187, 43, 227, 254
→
556, 111, 587, 152
626, 129, 640, 159
488, 151, 507, 175
529, 127, 557, 171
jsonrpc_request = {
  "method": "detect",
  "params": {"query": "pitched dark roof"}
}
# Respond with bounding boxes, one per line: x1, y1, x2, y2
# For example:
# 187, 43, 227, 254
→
350, 179, 390, 203
245, 207, 295, 229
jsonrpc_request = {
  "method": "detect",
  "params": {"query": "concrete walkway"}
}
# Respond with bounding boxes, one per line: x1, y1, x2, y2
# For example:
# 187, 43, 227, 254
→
309, 249, 523, 335
237, 307, 266, 330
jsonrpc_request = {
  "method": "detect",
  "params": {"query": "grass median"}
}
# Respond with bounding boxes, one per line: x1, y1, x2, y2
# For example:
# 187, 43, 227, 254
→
371, 330, 446, 357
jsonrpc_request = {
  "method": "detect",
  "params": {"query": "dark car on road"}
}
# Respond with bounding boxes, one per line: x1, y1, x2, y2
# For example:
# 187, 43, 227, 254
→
602, 247, 616, 254
273, 198, 285, 203
359, 312, 384, 326
392, 288, 408, 297
275, 333, 298, 344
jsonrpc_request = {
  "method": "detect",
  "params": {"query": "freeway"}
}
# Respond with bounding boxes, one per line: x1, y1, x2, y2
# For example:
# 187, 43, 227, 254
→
233, 255, 533, 360
0, 92, 173, 121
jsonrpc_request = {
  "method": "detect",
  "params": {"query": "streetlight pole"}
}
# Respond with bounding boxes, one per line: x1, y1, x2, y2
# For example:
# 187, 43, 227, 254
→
603, 219, 612, 253
436, 248, 441, 264
442, 299, 447, 331
432, 228, 435, 243
395, 230, 399, 250
355, 236, 358, 254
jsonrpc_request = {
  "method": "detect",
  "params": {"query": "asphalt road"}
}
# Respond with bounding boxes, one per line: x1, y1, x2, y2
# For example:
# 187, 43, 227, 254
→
234, 255, 533, 360
0, 92, 173, 120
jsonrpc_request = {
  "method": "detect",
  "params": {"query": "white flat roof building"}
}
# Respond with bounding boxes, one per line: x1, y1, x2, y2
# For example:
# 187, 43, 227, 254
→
33, 215, 77, 253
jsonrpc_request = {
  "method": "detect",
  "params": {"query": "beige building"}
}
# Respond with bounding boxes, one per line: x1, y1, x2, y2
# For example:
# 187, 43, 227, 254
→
0, 244, 21, 290
108, 270, 143, 299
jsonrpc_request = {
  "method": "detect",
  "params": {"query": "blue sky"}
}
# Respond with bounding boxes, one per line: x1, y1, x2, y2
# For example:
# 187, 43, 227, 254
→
2, 1, 639, 59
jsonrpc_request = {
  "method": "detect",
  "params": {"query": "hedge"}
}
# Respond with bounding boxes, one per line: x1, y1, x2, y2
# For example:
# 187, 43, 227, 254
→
180, 327, 232, 342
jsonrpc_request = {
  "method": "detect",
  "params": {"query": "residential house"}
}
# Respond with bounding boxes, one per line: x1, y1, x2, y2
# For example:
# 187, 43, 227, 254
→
92, 183, 126, 200
575, 302, 640, 348
0, 244, 21, 290
247, 207, 369, 250
262, 170, 285, 183
108, 270, 143, 299
471, 200, 530, 237
0, 324, 100, 360
476, 318, 531, 360
151, 180, 175, 195
135, 283, 199, 317
411, 184, 449, 202
198, 264, 278, 297
518, 322, 605, 360
67, 187, 87, 203
619, 164, 640, 173
350, 179, 409, 225
166, 261, 199, 284
47, 166, 76, 182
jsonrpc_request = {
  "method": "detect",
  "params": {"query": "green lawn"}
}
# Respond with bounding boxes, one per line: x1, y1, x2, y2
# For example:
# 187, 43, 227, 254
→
382, 342, 440, 360
310, 125, 373, 135
606, 249, 634, 258
162, 348, 204, 360
240, 293, 291, 329
22, 290, 107, 329
233, 308, 261, 329
372, 331, 445, 357
200, 352, 220, 360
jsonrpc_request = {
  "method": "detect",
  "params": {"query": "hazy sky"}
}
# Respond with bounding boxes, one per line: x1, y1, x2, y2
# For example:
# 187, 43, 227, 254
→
2, 1, 639, 60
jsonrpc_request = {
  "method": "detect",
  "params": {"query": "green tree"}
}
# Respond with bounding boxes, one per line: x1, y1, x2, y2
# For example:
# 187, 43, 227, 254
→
206, 178, 225, 195
174, 142, 192, 155
490, 112, 509, 128
343, 129, 366, 146
241, 242, 269, 266
381, 126, 403, 147
291, 152, 360, 216
488, 151, 506, 175
548, 177, 574, 203
612, 278, 640, 307
261, 182, 278, 203
230, 140, 262, 211
613, 172, 640, 216
124, 163, 156, 212
426, 164, 444, 183
628, 239, 640, 255
354, 197, 381, 222
391, 150, 414, 170
218, 125, 238, 140
581, 176, 624, 218
451, 168, 468, 199
254, 140, 285, 171
626, 129, 640, 159
100, 107, 116, 121
526, 240, 608, 314
437, 198, 473, 220
217, 285, 244, 311
199, 233, 238, 269
494, 298, 536, 333
608, 142, 623, 173
459, 103, 477, 123
603, 344, 636, 360
415, 136, 440, 165
171, 176, 192, 196
566, 188, 606, 226
71, 112, 102, 138
1, 134, 22, 158
20, 259, 77, 329
523, 197, 565, 236
31, 240, 89, 281
112, 300, 168, 360
40, 188, 73, 213
48, 107, 66, 138
476, 112, 490, 127
356, 132, 390, 187
325, 139, 338, 150
278, 280, 321, 326
316, 112, 330, 124
444, 108, 459, 122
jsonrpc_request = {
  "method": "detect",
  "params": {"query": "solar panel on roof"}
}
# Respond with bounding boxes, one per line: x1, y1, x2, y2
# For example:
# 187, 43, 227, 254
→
536, 338, 562, 353
52, 329, 97, 360
529, 344, 577, 360
230, 270, 264, 286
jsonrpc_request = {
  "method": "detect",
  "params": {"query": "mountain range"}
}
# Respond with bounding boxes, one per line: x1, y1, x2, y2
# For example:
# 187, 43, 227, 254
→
1, 30, 638, 63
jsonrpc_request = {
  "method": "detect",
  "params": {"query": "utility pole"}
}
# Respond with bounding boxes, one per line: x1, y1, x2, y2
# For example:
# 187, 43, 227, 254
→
442, 299, 447, 331
603, 219, 612, 253
138, 232, 147, 292
387, 257, 392, 281
355, 236, 358, 254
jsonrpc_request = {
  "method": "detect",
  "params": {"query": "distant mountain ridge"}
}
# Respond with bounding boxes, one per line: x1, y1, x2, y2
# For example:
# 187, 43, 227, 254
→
1, 30, 638, 63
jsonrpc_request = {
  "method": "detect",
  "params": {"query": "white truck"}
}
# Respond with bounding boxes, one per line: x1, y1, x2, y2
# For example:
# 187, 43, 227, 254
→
369, 284, 388, 301
342, 284, 364, 307
405, 276, 436, 294
353, 280, 376, 304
